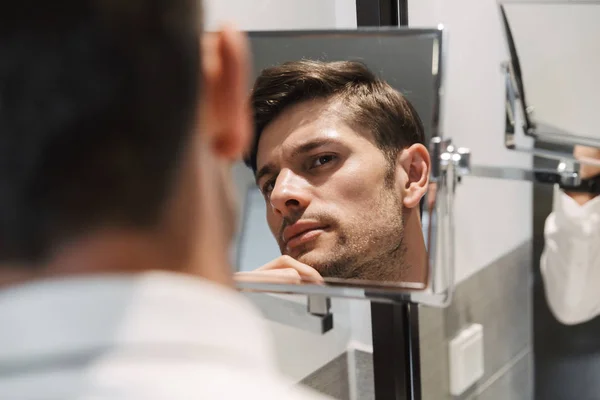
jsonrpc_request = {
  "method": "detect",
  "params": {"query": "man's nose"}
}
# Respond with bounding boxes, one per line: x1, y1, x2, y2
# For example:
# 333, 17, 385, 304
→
269, 169, 310, 217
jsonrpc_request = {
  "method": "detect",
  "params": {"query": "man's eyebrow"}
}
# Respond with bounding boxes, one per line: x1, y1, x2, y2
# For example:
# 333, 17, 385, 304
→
255, 138, 342, 185
291, 138, 342, 157
255, 162, 276, 186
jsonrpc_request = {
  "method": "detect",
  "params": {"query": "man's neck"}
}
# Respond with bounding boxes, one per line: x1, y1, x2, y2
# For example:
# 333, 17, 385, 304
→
0, 230, 183, 288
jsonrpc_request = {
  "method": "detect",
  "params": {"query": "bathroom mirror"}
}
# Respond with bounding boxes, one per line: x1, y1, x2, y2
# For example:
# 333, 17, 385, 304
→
231, 28, 458, 307
458, 1, 600, 195
500, 1, 600, 149
498, 3, 600, 398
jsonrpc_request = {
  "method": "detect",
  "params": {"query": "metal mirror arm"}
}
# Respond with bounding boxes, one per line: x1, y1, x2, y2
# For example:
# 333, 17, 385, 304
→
439, 147, 584, 190
441, 61, 600, 191
499, 2, 600, 152
502, 61, 577, 161
495, 47, 600, 190
464, 163, 582, 189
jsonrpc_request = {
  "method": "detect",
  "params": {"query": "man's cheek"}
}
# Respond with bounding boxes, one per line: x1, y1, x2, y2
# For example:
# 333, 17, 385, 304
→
335, 175, 376, 203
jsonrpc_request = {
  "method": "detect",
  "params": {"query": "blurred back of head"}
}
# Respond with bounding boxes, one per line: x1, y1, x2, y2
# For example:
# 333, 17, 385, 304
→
0, 1, 202, 266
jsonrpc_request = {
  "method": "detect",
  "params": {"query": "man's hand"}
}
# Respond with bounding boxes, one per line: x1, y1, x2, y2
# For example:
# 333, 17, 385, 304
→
566, 146, 600, 205
234, 255, 324, 284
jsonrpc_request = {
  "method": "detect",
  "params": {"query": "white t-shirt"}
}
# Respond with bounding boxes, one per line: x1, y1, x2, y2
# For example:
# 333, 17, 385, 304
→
0, 272, 331, 399
541, 186, 600, 325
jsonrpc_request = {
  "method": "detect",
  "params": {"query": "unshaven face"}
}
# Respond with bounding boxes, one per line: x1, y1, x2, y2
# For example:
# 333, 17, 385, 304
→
255, 99, 408, 281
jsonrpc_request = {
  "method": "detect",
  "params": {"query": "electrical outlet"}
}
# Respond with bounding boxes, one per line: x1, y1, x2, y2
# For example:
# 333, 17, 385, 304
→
449, 323, 484, 396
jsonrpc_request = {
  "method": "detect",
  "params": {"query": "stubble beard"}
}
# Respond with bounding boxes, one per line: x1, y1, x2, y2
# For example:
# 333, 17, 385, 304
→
295, 180, 410, 283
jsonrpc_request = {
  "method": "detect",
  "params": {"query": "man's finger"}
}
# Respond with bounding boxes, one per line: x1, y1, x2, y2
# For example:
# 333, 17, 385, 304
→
256, 256, 323, 281
234, 268, 302, 284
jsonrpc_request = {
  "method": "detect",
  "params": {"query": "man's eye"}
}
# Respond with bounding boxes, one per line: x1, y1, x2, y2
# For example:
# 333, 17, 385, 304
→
312, 154, 336, 168
262, 180, 275, 195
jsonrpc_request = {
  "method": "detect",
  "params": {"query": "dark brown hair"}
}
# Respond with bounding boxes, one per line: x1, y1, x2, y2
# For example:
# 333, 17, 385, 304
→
0, 0, 202, 263
245, 60, 425, 173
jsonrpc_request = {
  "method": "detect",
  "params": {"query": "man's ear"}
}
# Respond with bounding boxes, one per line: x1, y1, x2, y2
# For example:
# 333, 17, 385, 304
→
200, 25, 251, 161
397, 144, 431, 209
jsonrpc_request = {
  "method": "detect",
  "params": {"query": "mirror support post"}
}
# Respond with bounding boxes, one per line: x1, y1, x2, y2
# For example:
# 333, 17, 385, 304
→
371, 302, 421, 400
357, 2, 421, 399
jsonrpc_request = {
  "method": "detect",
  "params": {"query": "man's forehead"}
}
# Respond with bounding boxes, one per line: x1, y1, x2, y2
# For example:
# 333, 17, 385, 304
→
256, 99, 339, 167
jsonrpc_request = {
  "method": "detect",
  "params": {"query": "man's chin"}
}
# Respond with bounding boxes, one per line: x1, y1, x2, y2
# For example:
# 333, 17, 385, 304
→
293, 251, 344, 278
288, 243, 322, 260
287, 250, 316, 266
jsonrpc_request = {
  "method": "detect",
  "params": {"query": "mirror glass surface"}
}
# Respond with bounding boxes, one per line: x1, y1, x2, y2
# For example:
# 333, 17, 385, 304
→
501, 4, 600, 398
232, 28, 453, 305
501, 1, 600, 145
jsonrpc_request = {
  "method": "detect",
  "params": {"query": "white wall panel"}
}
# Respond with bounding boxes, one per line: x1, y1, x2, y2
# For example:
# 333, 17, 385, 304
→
410, 0, 533, 283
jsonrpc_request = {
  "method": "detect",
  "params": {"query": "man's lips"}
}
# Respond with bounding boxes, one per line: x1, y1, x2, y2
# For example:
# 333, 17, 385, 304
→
282, 221, 328, 248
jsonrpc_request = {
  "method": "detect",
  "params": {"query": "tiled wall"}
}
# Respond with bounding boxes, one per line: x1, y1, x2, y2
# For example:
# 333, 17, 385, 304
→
300, 350, 374, 400
299, 240, 533, 400
420, 240, 533, 399
301, 353, 351, 400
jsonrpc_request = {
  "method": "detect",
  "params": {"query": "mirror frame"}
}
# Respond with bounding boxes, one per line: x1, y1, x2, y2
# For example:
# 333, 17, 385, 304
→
235, 27, 456, 307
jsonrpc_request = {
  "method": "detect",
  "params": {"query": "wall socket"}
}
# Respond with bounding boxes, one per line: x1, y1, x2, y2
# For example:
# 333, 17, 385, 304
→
448, 323, 484, 396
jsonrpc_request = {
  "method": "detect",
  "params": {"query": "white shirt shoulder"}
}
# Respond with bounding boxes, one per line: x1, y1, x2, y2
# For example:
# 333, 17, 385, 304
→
541, 186, 600, 325
0, 272, 331, 400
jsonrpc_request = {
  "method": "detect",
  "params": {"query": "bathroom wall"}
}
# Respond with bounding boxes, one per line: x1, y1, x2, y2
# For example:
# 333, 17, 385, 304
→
503, 3, 600, 141
409, 0, 533, 283
295, 242, 533, 400
205, 0, 337, 31
206, 0, 535, 398
410, 0, 534, 398
419, 242, 533, 399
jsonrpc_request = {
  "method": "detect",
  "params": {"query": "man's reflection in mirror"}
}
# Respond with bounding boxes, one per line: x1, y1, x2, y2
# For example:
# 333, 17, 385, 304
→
542, 145, 600, 325
237, 60, 430, 285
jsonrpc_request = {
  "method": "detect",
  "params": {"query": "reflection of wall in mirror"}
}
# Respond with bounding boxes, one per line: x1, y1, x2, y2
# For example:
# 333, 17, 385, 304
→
410, 0, 534, 398
504, 4, 600, 140
249, 35, 437, 143
237, 186, 279, 272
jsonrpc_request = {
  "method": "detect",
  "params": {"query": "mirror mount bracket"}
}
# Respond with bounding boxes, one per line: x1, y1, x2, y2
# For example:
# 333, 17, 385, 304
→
501, 60, 600, 163
435, 136, 585, 189
307, 294, 332, 317
450, 60, 600, 190
448, 154, 585, 190
432, 138, 471, 183
243, 292, 334, 335
557, 160, 581, 187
